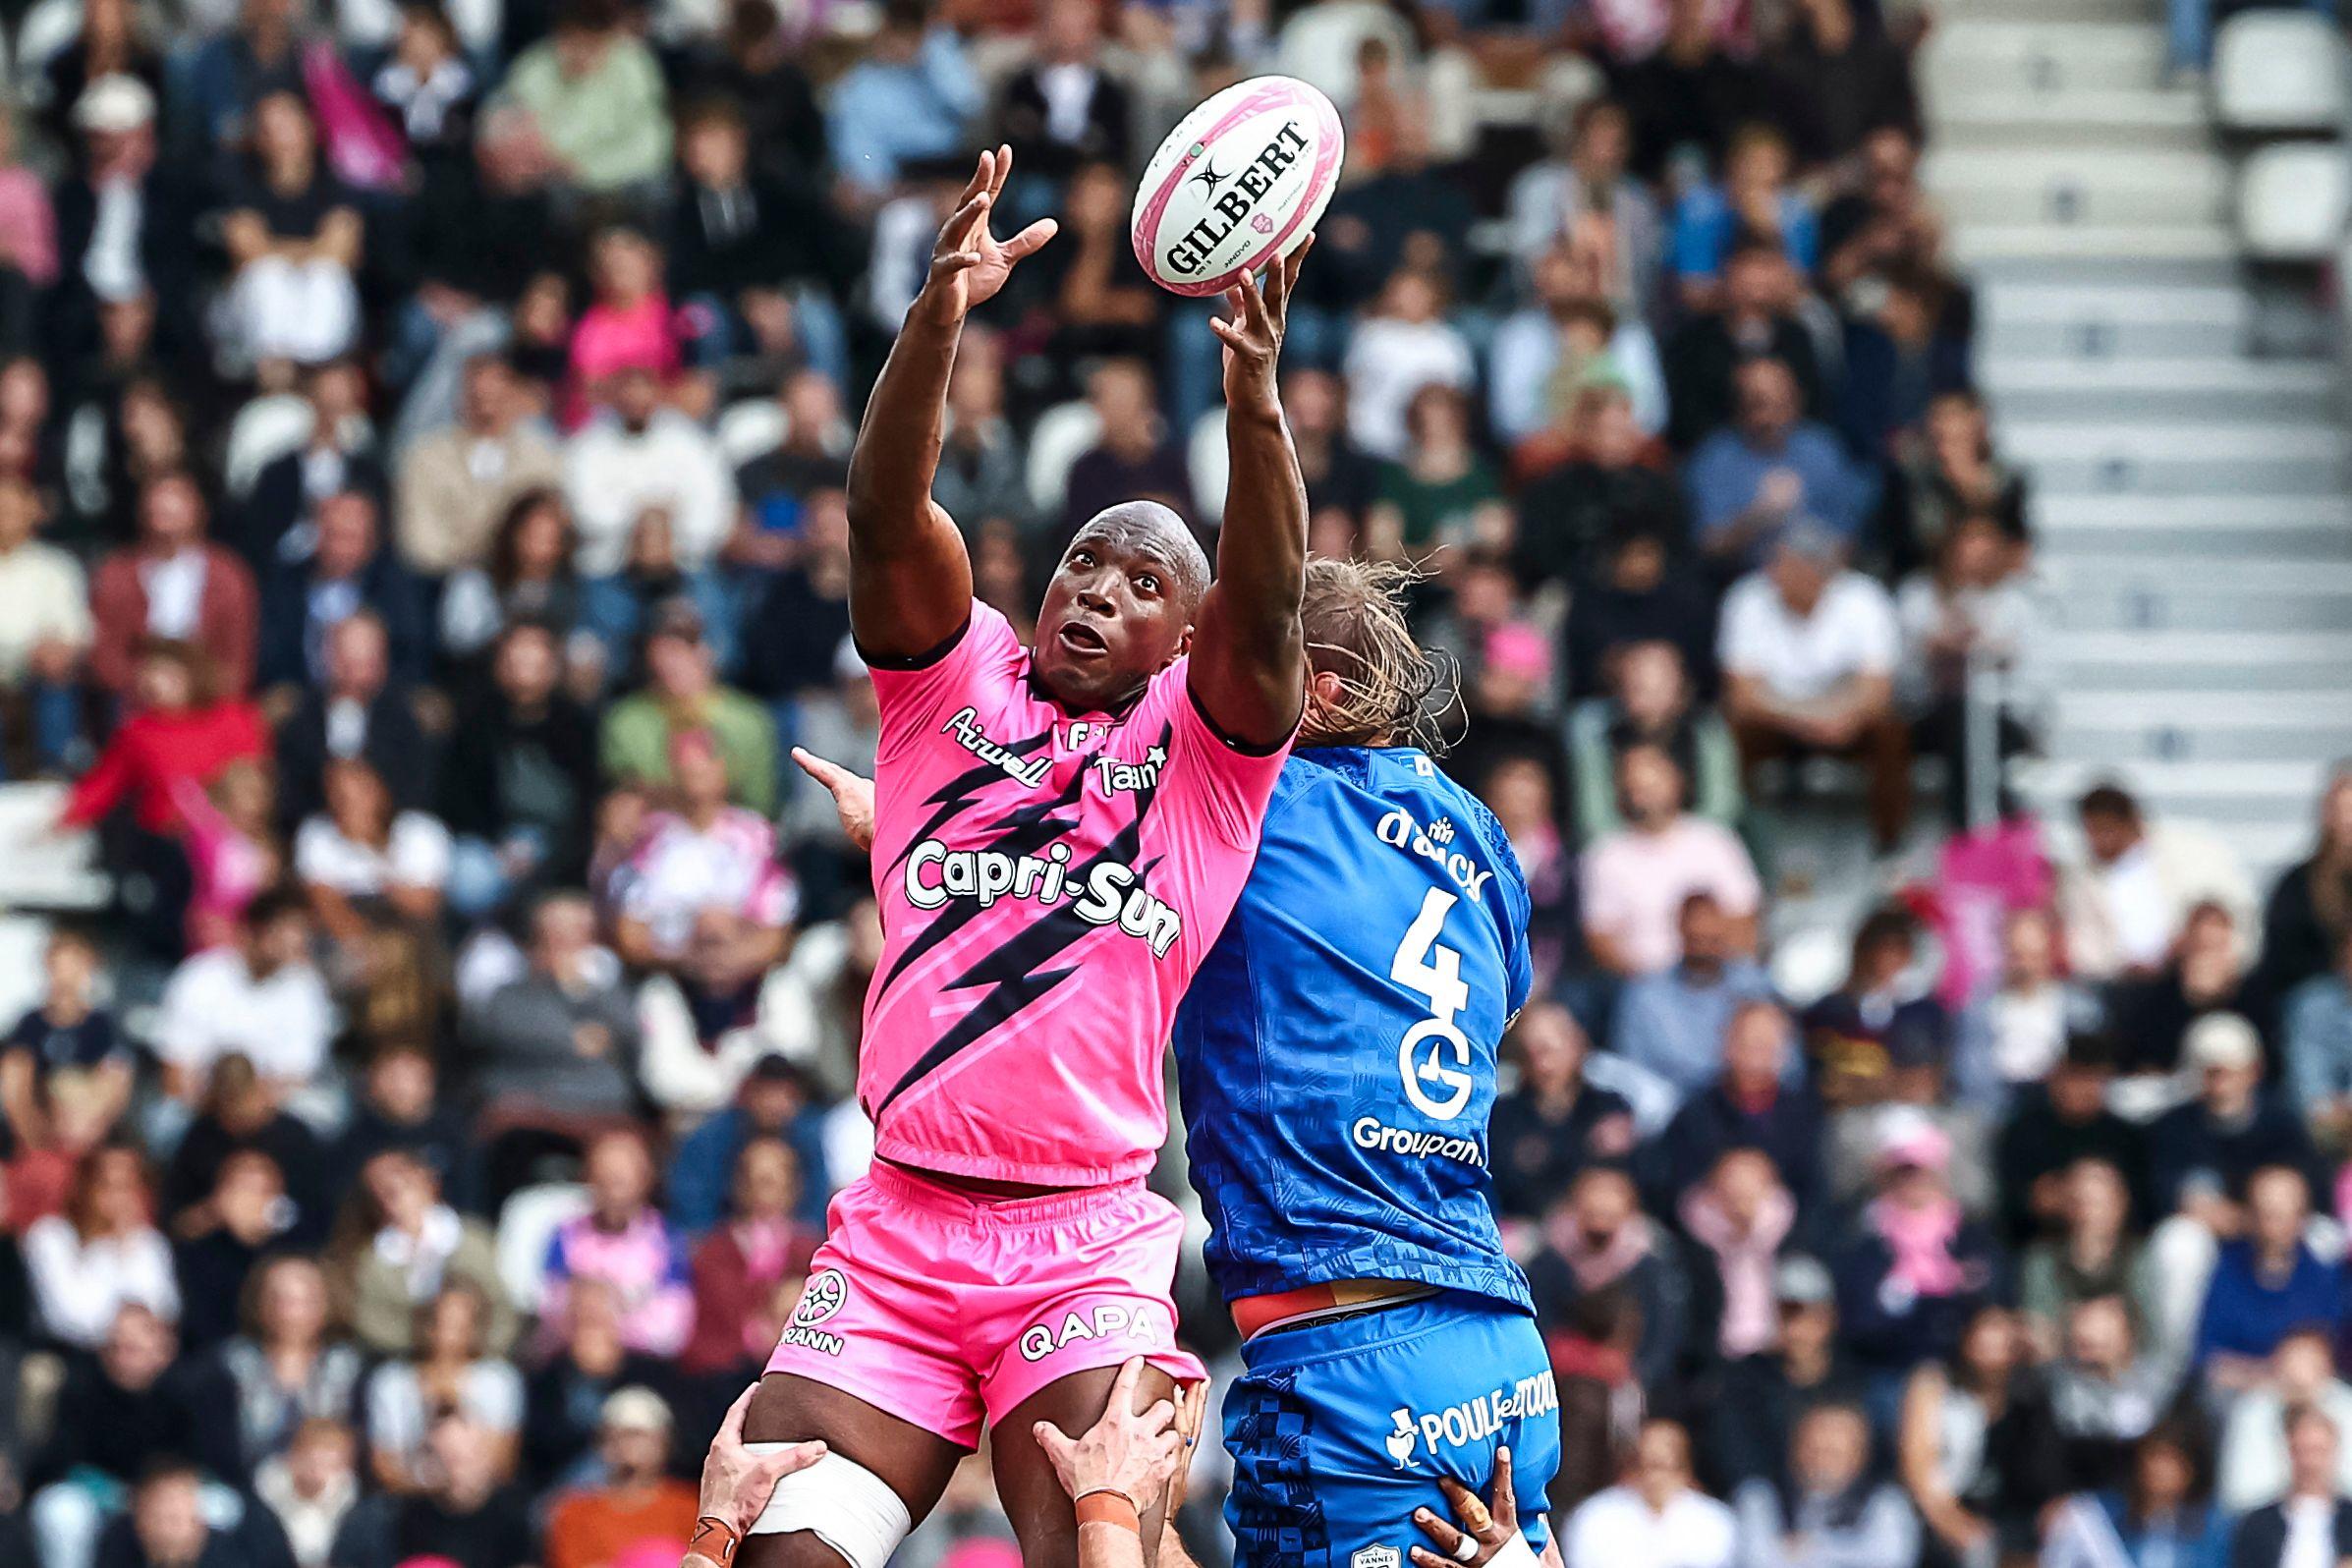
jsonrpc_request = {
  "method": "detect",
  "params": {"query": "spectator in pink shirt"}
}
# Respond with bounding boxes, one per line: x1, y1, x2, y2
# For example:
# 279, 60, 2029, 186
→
568, 227, 680, 427
0, 113, 59, 292
1582, 740, 1764, 976
540, 1128, 693, 1358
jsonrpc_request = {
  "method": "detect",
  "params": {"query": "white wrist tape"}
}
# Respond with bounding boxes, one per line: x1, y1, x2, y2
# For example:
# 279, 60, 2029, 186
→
742, 1447, 913, 1568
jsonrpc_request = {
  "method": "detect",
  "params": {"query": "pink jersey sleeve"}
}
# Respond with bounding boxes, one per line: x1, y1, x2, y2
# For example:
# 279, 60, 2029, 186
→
868, 603, 1028, 767
1128, 659, 1295, 850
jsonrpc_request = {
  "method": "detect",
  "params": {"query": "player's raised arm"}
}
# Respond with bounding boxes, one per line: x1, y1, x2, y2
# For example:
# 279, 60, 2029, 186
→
846, 144, 1055, 662
1187, 242, 1314, 751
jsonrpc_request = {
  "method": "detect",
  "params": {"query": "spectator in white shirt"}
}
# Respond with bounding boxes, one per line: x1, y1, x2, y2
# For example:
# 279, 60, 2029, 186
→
1720, 524, 1909, 851
1343, 267, 1476, 461
23, 1144, 179, 1349
563, 365, 737, 577
1566, 1418, 1738, 1568
0, 476, 92, 775
150, 886, 337, 1127
2058, 781, 2257, 983
2227, 1405, 2352, 1568
2219, 1329, 2352, 1514
294, 756, 451, 952
1582, 742, 1763, 978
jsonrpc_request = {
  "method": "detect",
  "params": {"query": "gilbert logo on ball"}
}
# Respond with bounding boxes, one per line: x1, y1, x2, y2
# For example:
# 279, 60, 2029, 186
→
1132, 76, 1344, 298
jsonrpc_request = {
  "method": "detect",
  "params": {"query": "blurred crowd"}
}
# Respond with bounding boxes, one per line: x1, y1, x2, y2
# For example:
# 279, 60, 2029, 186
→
4, 0, 2348, 1567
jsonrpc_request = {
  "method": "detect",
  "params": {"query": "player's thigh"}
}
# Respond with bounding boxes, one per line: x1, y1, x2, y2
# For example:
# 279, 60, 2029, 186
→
737, 1372, 968, 1568
1225, 1305, 1561, 1568
991, 1359, 1182, 1568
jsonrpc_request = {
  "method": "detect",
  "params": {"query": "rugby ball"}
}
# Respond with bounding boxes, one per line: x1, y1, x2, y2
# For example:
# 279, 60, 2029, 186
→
1131, 76, 1344, 298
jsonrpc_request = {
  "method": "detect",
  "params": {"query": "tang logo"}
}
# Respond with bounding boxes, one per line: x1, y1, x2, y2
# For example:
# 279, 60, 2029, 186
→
778, 1268, 849, 1357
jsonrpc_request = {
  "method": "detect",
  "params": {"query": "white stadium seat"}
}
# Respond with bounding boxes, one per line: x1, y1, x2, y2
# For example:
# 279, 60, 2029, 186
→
222, 394, 316, 498
2238, 141, 2352, 260
495, 1180, 590, 1314
716, 400, 789, 468
1024, 400, 1103, 520
2213, 11, 2349, 135
1188, 408, 1229, 524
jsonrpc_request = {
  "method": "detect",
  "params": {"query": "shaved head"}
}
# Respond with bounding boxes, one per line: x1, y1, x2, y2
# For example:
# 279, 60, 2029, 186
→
1069, 501, 1210, 617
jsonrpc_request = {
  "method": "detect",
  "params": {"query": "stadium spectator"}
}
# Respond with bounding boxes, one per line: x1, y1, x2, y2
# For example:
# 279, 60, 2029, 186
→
679, 1136, 816, 1376
438, 620, 600, 914
1833, 1119, 1999, 1377
2017, 1159, 2158, 1358
2109, 901, 2264, 1080
364, 1280, 524, 1492
212, 91, 366, 372
564, 365, 738, 578
1732, 1401, 1918, 1568
1489, 1002, 1638, 1225
1518, 387, 1687, 598
1059, 358, 1193, 543
1680, 1146, 1801, 1364
0, 477, 92, 775
1993, 1033, 2146, 1245
2218, 1328, 2352, 1514
523, 1278, 674, 1487
1343, 269, 1477, 463
1656, 999, 1824, 1211
293, 756, 451, 948
1569, 639, 1740, 841
2284, 926, 2352, 1150
2259, 766, 2352, 1002
2059, 782, 2258, 983
665, 1054, 832, 1236
332, 1408, 539, 1568
467, 888, 641, 1153
24, 1145, 177, 1349
1530, 1164, 1692, 1395
597, 597, 775, 812
2220, 1405, 2352, 1568
334, 1147, 514, 1357
1956, 908, 2084, 1102
539, 1129, 692, 1358
501, 0, 672, 200
230, 361, 383, 575
1885, 388, 2031, 576
169, 1146, 298, 1347
2041, 1427, 2229, 1568
1489, 239, 1668, 448
396, 355, 565, 580
2027, 1295, 2172, 1497
2187, 1164, 2342, 1394
333, 1038, 466, 1191
273, 609, 436, 826
1719, 524, 1907, 850
88, 476, 259, 703
1687, 362, 1868, 568
543, 1385, 700, 1568
1582, 741, 1762, 978
150, 889, 335, 1128
184, 1255, 363, 1481
1895, 1306, 2039, 1568
1705, 1255, 1863, 1490
1563, 1418, 1737, 1568
1, 927, 134, 1199
1565, 525, 1719, 701
1612, 892, 1778, 1105
1507, 99, 1665, 328
252, 1417, 361, 1568
1664, 246, 1824, 454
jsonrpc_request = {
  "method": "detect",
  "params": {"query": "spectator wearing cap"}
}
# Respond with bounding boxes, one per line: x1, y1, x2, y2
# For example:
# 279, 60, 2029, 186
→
1563, 1418, 1736, 1568
2219, 1406, 2352, 1568
500, 0, 672, 199
544, 1385, 699, 1568
1655, 999, 1825, 1213
1732, 1400, 1918, 1568
1488, 1002, 1639, 1226
395, 356, 563, 580
1686, 360, 1869, 571
1612, 893, 1778, 1108
273, 609, 436, 829
598, 599, 777, 813
2058, 781, 2258, 984
679, 1137, 817, 1378
88, 474, 260, 703
564, 364, 737, 577
2188, 1164, 2342, 1394
1705, 1255, 1865, 1490
2146, 1015, 2328, 1363
53, 77, 195, 355
1829, 1117, 2001, 1378
825, 0, 982, 201
1994, 1033, 2148, 1245
1581, 740, 1762, 979
1719, 524, 1908, 852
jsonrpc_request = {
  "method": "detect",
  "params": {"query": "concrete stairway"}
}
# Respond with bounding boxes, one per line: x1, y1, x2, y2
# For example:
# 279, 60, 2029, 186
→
1919, 0, 2352, 875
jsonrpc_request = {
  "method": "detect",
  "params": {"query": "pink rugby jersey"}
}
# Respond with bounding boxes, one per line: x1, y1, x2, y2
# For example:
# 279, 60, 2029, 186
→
861, 600, 1290, 1187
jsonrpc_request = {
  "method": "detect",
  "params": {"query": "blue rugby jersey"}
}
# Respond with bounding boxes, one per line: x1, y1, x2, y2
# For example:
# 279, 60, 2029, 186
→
1174, 746, 1535, 1312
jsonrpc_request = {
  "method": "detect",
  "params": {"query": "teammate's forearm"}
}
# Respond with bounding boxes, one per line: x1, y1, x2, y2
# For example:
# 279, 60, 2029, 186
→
1081, 1520, 1150, 1568
845, 304, 960, 555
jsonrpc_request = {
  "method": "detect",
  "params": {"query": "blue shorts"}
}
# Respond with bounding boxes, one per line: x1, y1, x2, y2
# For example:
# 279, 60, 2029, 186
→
1222, 1293, 1560, 1568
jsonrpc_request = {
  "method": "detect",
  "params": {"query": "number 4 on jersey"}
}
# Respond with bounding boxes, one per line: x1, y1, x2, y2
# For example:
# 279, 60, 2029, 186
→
1392, 887, 1475, 1122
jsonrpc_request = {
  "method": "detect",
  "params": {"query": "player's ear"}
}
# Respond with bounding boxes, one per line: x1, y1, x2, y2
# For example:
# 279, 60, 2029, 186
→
1166, 623, 1195, 666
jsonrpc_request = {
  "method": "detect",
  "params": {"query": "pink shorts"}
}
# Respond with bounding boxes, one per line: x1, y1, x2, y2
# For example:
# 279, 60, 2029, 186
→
763, 1162, 1206, 1447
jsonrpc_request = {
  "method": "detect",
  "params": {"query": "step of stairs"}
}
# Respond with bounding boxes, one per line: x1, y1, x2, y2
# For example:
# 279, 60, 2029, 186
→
1919, 20, 2169, 96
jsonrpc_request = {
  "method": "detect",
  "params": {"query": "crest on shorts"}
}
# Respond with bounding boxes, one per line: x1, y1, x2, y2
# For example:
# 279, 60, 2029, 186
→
1353, 1547, 1401, 1568
794, 1268, 850, 1327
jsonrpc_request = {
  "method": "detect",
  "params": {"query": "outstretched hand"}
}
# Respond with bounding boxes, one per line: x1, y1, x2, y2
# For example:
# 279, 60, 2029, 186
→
1409, 1447, 1523, 1568
792, 748, 875, 853
698, 1384, 828, 1540
1210, 237, 1312, 419
921, 144, 1058, 325
1033, 1357, 1186, 1509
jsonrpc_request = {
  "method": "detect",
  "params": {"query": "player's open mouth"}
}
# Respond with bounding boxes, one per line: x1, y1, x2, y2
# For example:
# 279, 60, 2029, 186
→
1055, 622, 1109, 658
